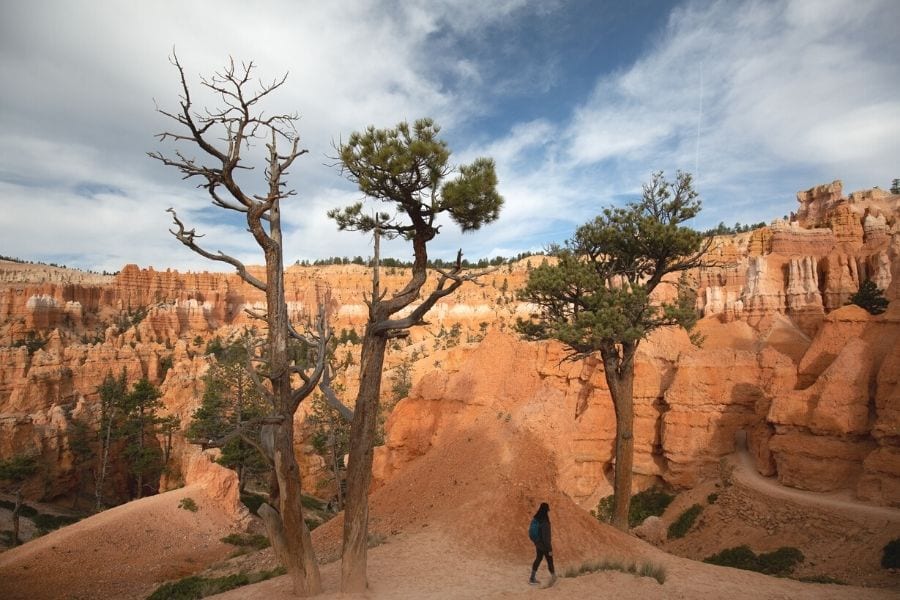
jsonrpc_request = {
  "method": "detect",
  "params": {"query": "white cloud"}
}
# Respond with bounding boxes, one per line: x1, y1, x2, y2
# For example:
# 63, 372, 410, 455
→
476, 0, 900, 236
1, 0, 897, 272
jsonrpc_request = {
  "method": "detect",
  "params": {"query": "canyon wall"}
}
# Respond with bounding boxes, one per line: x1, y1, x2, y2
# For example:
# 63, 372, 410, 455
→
1, 181, 898, 508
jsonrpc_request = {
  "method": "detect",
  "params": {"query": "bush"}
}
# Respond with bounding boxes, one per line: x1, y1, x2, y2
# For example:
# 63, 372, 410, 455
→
757, 546, 804, 575
33, 513, 79, 533
221, 533, 270, 550
593, 487, 675, 528
704, 545, 804, 576
668, 504, 703, 539
178, 497, 198, 512
881, 538, 900, 569
798, 575, 846, 585
145, 568, 286, 600
629, 488, 675, 527
300, 495, 324, 511
707, 492, 718, 504
0, 500, 38, 518
240, 492, 266, 515
704, 545, 758, 571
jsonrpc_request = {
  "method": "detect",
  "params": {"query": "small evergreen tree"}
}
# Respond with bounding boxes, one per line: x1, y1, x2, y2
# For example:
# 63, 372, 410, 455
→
891, 178, 900, 195
849, 279, 889, 315
186, 341, 270, 491
0, 454, 39, 545
95, 370, 127, 510
121, 378, 164, 499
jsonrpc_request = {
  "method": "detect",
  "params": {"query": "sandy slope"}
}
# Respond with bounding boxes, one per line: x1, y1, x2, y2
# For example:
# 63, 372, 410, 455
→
218, 420, 896, 599
0, 483, 244, 600
2, 419, 896, 599
210, 527, 896, 600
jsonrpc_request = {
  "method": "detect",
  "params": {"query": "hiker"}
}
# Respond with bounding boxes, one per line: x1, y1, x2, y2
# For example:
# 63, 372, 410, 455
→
528, 502, 556, 585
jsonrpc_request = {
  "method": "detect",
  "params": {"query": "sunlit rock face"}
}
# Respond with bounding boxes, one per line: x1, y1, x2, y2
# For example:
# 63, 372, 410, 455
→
1, 181, 898, 507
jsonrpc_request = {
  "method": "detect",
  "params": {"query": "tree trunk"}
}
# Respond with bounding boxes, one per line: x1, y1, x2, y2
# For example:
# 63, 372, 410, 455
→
263, 207, 322, 596
271, 420, 321, 596
330, 432, 343, 511
136, 404, 145, 499
12, 488, 22, 546
96, 408, 114, 511
341, 329, 387, 593
603, 346, 636, 531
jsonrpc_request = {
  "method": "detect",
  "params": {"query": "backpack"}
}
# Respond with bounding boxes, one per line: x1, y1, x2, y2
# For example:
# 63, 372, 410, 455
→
528, 518, 541, 543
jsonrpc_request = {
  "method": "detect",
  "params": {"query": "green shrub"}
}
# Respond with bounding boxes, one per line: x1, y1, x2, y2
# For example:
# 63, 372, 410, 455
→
221, 533, 270, 550
145, 568, 286, 600
668, 504, 703, 539
240, 492, 266, 515
32, 513, 79, 533
707, 492, 718, 504
798, 575, 847, 585
300, 495, 324, 511
757, 547, 804, 575
704, 545, 758, 571
593, 487, 675, 528
704, 545, 804, 576
178, 497, 198, 512
0, 500, 38, 518
0, 501, 80, 533
593, 495, 614, 523
882, 538, 900, 569
629, 488, 675, 527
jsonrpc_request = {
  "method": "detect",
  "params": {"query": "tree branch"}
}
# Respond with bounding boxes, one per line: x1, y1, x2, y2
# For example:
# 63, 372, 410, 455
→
318, 365, 354, 422
167, 208, 268, 291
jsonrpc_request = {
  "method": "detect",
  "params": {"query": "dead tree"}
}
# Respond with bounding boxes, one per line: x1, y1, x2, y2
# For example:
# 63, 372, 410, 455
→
329, 119, 503, 592
149, 54, 329, 596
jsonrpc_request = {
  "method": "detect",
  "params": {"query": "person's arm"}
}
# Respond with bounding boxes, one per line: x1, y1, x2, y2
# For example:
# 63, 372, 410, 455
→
542, 522, 552, 554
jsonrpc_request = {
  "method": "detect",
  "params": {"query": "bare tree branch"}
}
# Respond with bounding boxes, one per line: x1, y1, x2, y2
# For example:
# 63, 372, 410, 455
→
167, 209, 268, 291
319, 365, 353, 422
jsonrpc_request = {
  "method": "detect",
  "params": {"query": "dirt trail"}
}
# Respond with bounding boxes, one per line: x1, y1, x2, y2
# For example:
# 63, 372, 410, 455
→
210, 527, 896, 600
730, 432, 900, 522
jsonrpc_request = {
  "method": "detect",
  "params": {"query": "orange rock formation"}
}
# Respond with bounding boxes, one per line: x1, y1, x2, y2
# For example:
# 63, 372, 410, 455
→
0, 181, 897, 509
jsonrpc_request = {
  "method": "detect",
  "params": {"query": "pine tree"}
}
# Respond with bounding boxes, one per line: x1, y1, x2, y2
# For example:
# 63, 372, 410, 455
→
95, 370, 127, 510
849, 279, 889, 315
518, 171, 708, 530
121, 378, 164, 499
0, 454, 38, 546
187, 341, 270, 491
330, 118, 502, 591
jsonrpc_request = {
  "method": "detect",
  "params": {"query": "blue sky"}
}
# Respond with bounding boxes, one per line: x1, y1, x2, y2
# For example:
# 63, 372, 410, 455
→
1, 0, 898, 272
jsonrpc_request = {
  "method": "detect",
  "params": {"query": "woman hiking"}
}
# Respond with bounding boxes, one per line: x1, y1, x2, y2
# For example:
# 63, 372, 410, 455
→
528, 502, 556, 586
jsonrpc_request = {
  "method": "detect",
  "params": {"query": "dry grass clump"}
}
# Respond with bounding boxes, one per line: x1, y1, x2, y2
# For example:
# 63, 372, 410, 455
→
562, 558, 667, 584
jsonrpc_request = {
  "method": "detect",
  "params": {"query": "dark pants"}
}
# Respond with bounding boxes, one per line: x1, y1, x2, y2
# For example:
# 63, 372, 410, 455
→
532, 547, 555, 574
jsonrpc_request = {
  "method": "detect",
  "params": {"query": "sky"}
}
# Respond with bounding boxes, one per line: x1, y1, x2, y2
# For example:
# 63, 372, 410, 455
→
1, 0, 898, 273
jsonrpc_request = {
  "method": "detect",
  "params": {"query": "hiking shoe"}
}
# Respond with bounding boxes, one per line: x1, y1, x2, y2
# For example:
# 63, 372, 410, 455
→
528, 578, 539, 585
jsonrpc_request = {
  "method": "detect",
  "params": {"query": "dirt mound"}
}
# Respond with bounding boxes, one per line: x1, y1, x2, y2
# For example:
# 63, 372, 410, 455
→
314, 420, 643, 568
0, 483, 246, 600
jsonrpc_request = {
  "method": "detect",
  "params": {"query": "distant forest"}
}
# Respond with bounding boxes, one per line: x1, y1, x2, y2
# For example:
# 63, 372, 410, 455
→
2, 221, 768, 274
